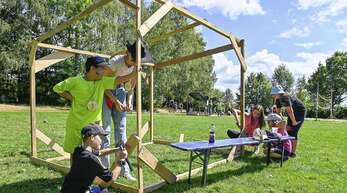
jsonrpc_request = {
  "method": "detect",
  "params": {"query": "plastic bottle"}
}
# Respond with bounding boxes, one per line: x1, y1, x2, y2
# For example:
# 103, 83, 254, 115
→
209, 124, 215, 143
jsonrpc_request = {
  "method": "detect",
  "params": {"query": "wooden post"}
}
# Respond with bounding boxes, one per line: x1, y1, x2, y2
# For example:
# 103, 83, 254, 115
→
239, 40, 246, 130
149, 66, 154, 142
29, 40, 39, 157
136, 0, 144, 192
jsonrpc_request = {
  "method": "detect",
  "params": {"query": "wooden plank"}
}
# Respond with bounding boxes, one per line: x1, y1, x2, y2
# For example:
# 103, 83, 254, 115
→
31, 156, 70, 175
111, 182, 138, 193
36, 129, 70, 157
136, 1, 144, 192
152, 139, 172, 145
176, 159, 228, 181
35, 51, 74, 73
154, 0, 241, 43
125, 134, 141, 156
38, 43, 110, 58
139, 122, 149, 139
149, 67, 154, 142
142, 142, 154, 146
118, 0, 138, 10
149, 22, 200, 45
179, 134, 184, 142
229, 36, 247, 71
144, 181, 167, 193
46, 155, 70, 162
138, 1, 174, 37
29, 40, 38, 157
155, 44, 234, 69
99, 147, 120, 156
37, 0, 113, 42
139, 147, 177, 184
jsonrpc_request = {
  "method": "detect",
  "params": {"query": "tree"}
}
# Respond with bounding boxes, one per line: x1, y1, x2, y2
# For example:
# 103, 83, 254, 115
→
272, 64, 294, 92
244, 72, 272, 108
223, 88, 234, 111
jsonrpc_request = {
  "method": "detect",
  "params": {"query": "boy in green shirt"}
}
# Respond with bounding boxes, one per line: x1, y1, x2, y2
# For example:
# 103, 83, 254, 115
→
53, 56, 136, 154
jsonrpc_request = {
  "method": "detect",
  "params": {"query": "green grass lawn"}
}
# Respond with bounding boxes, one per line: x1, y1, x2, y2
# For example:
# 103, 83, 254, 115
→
0, 111, 346, 193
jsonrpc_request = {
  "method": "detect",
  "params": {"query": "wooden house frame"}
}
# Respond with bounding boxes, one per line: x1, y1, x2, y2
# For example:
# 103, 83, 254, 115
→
29, 0, 247, 192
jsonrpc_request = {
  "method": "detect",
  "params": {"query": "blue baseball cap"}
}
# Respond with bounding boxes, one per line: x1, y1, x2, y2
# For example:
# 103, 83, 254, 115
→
81, 123, 109, 138
271, 85, 285, 95
86, 56, 107, 68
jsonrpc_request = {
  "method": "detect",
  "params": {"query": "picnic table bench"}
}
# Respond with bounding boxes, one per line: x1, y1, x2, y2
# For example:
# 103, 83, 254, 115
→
171, 136, 295, 186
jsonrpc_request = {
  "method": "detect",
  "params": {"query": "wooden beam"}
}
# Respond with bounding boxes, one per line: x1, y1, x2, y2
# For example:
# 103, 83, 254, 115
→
31, 156, 70, 175
99, 147, 120, 156
111, 182, 138, 193
149, 22, 200, 45
46, 155, 70, 162
229, 36, 247, 71
149, 67, 154, 142
155, 44, 234, 69
154, 0, 241, 43
139, 147, 177, 184
35, 51, 74, 73
36, 129, 70, 157
29, 40, 38, 157
152, 139, 172, 145
138, 1, 174, 37
118, 0, 138, 10
37, 0, 113, 42
136, 0, 144, 192
144, 181, 167, 193
139, 122, 149, 139
37, 43, 110, 58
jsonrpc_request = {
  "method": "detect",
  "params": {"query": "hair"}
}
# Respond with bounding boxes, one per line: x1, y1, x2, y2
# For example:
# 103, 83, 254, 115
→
251, 104, 265, 129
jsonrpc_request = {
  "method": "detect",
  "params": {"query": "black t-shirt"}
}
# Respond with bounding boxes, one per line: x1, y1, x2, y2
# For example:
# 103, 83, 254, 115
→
275, 95, 306, 117
61, 146, 113, 193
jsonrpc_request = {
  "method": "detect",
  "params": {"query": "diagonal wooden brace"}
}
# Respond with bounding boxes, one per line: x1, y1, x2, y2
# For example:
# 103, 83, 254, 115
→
139, 146, 177, 184
36, 129, 69, 157
138, 1, 174, 37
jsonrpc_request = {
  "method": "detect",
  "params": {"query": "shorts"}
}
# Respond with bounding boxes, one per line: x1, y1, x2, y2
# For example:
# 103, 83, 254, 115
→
287, 114, 305, 140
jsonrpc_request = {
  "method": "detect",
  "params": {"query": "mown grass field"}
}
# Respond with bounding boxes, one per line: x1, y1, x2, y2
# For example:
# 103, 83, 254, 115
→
0, 110, 346, 193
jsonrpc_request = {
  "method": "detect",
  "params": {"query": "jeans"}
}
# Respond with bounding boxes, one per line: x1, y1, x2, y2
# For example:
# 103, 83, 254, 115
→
101, 87, 130, 175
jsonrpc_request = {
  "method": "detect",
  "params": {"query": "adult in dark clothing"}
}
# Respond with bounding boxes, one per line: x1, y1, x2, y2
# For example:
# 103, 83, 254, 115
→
271, 85, 306, 157
61, 124, 127, 193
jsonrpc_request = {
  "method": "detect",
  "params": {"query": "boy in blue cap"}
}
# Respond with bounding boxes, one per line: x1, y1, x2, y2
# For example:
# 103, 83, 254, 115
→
270, 84, 306, 157
53, 56, 136, 157
60, 123, 127, 193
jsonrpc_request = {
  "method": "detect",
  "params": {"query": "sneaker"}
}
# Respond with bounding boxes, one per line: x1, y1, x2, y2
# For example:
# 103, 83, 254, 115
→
289, 152, 296, 158
100, 188, 108, 193
123, 173, 137, 181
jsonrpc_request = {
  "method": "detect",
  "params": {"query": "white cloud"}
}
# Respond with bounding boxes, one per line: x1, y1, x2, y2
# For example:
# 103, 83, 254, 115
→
213, 53, 240, 91
279, 27, 310, 39
297, 0, 347, 22
295, 41, 322, 49
246, 49, 330, 80
213, 50, 331, 91
175, 0, 265, 20
336, 19, 347, 49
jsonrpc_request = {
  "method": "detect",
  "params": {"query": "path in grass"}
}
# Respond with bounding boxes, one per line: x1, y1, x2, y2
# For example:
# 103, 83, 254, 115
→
0, 112, 346, 193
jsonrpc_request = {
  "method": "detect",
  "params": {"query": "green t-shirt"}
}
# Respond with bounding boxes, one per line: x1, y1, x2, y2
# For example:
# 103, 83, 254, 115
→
53, 75, 115, 153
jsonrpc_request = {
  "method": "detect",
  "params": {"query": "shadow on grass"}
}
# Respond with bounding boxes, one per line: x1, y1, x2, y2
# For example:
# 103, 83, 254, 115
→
0, 177, 64, 193
153, 156, 268, 193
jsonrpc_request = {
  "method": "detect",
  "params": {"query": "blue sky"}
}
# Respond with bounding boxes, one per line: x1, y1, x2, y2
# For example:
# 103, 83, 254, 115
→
171, 0, 347, 93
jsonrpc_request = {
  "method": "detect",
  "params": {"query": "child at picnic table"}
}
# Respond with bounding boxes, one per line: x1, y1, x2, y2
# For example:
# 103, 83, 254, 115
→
264, 113, 293, 160
227, 104, 266, 138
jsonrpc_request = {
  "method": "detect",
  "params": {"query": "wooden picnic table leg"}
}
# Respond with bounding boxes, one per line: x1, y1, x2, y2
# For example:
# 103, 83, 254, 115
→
266, 143, 271, 165
201, 149, 211, 186
188, 151, 193, 184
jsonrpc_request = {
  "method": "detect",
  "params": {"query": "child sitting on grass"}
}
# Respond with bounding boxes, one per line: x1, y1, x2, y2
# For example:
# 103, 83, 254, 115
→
60, 123, 127, 193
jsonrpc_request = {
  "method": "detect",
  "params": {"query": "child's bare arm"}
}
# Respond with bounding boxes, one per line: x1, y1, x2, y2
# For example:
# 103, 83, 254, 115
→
58, 91, 73, 101
105, 90, 126, 112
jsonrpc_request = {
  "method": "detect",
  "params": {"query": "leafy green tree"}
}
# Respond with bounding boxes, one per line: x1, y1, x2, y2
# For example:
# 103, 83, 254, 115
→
272, 64, 294, 92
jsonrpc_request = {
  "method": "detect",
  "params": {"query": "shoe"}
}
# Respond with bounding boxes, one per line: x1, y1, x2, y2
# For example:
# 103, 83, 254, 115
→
100, 188, 108, 193
289, 152, 296, 158
123, 173, 137, 181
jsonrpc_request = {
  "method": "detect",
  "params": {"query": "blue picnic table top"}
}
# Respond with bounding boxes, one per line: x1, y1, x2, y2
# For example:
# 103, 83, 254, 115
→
171, 136, 295, 151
